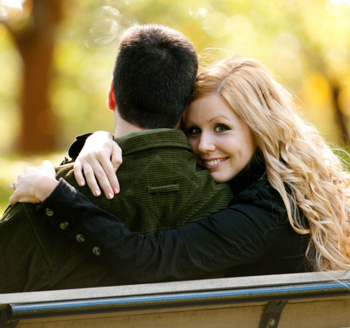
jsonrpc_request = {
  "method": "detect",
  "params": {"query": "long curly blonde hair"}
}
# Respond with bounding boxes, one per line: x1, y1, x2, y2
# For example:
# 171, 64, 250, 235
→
191, 54, 350, 271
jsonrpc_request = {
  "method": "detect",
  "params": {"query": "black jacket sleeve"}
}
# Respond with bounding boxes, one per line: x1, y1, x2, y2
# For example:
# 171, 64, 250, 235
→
37, 179, 278, 282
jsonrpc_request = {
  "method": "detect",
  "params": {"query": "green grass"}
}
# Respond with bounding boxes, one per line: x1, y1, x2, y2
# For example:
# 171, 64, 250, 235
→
0, 152, 66, 214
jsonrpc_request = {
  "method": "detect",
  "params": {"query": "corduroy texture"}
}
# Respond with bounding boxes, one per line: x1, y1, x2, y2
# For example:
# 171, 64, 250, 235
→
0, 201, 125, 292
0, 129, 232, 292
56, 129, 232, 232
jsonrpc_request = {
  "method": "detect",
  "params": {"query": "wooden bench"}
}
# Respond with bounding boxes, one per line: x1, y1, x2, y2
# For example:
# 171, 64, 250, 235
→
1, 271, 350, 327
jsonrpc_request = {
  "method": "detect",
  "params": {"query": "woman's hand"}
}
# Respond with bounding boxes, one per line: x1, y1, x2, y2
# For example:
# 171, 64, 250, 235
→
73, 131, 122, 199
9, 161, 58, 205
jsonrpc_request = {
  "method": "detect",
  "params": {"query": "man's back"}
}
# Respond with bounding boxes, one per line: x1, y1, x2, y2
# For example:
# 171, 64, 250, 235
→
1, 24, 231, 293
0, 129, 232, 293
56, 129, 232, 233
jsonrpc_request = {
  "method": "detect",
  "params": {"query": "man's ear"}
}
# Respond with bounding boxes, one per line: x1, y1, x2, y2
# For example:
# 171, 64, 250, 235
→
107, 82, 116, 110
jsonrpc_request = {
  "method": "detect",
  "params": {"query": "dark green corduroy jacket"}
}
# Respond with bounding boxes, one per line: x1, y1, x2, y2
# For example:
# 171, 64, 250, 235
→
0, 128, 233, 292
56, 128, 233, 233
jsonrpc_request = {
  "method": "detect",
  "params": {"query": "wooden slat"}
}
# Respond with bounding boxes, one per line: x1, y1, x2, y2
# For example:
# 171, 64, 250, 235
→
1, 271, 350, 328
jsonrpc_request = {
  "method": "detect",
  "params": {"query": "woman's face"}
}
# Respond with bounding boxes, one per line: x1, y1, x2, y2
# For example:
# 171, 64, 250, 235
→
185, 94, 257, 183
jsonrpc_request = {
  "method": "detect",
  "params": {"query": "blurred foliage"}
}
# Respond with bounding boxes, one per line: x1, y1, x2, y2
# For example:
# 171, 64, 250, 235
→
0, 152, 66, 213
1, 0, 350, 151
1, 0, 350, 209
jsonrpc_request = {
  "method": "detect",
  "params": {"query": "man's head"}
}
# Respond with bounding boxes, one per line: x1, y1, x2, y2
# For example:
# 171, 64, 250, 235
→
110, 24, 198, 129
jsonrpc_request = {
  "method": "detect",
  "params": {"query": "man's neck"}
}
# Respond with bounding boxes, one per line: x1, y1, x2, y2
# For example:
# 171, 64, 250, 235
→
113, 112, 147, 138
114, 123, 146, 139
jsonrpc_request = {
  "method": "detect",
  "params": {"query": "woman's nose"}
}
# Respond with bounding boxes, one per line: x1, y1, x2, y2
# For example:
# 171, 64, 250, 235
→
197, 134, 215, 153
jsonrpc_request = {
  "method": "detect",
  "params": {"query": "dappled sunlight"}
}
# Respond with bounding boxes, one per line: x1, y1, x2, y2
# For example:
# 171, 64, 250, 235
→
327, 0, 350, 13
86, 6, 123, 49
0, 152, 66, 214
302, 73, 331, 109
202, 12, 232, 38
228, 15, 254, 42
273, 33, 300, 60
0, 28, 21, 152
0, 0, 24, 21
0, 0, 32, 24
0, 0, 350, 152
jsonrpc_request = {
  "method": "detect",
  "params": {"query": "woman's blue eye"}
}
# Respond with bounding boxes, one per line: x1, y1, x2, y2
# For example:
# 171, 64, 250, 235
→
187, 126, 201, 135
214, 124, 229, 132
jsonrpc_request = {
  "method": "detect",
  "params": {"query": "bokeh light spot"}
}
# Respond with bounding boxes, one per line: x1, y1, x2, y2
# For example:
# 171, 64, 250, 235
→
202, 11, 231, 38
273, 32, 300, 59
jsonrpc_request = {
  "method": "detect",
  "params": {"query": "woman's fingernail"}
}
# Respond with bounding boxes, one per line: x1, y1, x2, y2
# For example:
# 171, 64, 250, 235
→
114, 188, 119, 194
95, 189, 101, 196
108, 193, 114, 199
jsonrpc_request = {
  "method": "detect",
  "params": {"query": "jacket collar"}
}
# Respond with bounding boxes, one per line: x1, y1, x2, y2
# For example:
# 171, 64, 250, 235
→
115, 128, 193, 155
229, 149, 266, 195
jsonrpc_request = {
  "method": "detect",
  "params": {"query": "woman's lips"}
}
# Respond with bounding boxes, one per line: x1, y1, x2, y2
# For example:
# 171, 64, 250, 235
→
201, 157, 227, 169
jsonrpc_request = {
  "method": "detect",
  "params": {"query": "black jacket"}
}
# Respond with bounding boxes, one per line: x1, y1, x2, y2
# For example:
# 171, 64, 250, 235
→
38, 152, 310, 282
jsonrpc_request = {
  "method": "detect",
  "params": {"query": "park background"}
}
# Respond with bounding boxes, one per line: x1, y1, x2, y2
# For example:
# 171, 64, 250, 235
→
0, 0, 350, 212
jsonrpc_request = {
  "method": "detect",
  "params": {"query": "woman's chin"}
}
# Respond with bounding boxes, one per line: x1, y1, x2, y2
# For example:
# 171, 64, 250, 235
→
209, 172, 230, 184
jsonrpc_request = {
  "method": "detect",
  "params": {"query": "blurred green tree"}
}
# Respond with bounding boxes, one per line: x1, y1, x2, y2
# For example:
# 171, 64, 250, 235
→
0, 0, 350, 154
2, 0, 65, 154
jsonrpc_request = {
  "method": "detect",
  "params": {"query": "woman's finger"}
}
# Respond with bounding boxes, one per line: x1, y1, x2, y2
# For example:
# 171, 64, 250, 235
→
83, 162, 102, 197
73, 160, 86, 187
98, 156, 119, 196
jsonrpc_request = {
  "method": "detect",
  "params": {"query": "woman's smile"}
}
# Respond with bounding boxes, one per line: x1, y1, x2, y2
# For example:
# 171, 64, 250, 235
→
201, 157, 228, 169
185, 93, 257, 183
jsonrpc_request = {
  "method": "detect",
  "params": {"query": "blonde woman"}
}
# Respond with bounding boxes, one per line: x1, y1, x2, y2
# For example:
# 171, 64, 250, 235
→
11, 54, 350, 282
184, 54, 350, 272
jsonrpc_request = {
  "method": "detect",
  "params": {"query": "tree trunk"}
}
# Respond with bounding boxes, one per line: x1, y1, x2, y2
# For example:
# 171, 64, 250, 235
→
7, 0, 64, 154
330, 83, 349, 145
